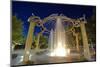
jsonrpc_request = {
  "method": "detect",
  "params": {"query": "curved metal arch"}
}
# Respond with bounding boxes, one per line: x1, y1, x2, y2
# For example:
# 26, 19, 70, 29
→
43, 16, 74, 23
42, 16, 75, 32
30, 15, 83, 35
28, 16, 41, 22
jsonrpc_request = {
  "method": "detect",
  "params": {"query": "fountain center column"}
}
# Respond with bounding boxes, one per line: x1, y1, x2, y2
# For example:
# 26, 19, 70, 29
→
50, 17, 70, 57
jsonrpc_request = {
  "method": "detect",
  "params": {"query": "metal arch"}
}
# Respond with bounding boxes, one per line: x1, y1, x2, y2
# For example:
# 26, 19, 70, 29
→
42, 16, 74, 23
28, 16, 41, 22
27, 16, 47, 36
42, 16, 76, 32
30, 15, 85, 34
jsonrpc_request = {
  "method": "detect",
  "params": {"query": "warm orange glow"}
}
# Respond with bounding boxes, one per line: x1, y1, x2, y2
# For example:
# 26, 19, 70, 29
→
50, 42, 70, 57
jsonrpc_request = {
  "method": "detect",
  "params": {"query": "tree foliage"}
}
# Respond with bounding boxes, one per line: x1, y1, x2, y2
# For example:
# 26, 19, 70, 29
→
86, 8, 96, 44
39, 35, 48, 49
12, 16, 24, 44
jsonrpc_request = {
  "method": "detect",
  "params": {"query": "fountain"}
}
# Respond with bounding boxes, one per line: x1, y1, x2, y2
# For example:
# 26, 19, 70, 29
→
49, 29, 54, 52
49, 17, 70, 57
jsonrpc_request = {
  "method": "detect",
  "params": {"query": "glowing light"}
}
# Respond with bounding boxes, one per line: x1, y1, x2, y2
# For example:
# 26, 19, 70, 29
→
19, 56, 24, 63
50, 46, 70, 57
50, 42, 70, 57
67, 49, 70, 54
29, 54, 32, 60
19, 54, 32, 63
26, 51, 30, 55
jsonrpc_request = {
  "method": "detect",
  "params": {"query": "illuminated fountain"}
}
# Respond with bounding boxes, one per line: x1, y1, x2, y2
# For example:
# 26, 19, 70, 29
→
49, 17, 70, 57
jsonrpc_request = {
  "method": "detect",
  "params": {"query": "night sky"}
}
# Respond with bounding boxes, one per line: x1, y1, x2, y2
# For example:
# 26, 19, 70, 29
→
12, 1, 95, 37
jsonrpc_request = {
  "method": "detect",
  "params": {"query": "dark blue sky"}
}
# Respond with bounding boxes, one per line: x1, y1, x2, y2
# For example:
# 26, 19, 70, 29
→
12, 1, 95, 37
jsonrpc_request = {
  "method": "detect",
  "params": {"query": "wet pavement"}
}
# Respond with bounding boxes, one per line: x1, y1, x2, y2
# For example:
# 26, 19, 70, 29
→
11, 49, 95, 66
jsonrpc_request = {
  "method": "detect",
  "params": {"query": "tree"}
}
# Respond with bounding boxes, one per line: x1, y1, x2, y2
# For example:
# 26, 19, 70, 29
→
12, 15, 24, 45
86, 8, 96, 44
39, 35, 48, 49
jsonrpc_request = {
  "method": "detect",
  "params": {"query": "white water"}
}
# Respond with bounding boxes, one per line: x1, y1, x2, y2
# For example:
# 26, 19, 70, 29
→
49, 17, 70, 57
